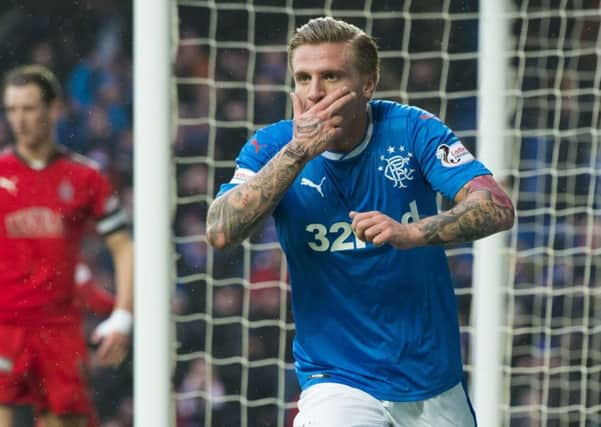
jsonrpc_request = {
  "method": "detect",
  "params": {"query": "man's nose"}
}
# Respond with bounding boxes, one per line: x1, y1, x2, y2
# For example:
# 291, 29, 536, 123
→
10, 112, 25, 129
307, 79, 325, 103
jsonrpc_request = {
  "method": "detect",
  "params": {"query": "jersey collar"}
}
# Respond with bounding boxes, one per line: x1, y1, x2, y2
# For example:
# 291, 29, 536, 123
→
12, 144, 64, 170
321, 103, 373, 161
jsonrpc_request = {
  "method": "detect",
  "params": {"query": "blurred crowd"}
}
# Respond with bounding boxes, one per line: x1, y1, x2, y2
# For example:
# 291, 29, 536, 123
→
1, 0, 599, 426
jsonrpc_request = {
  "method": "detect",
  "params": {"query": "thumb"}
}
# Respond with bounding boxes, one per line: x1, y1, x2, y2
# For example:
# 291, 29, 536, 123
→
91, 331, 101, 344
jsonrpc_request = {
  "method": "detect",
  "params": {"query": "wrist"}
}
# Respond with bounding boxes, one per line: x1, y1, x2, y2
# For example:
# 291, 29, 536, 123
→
392, 222, 422, 250
285, 140, 312, 163
95, 308, 133, 336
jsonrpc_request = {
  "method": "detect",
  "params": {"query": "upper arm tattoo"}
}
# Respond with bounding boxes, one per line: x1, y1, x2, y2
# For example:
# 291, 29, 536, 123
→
457, 175, 514, 208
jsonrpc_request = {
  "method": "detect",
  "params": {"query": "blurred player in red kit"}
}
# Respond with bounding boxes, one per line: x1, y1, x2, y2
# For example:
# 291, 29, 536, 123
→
36, 262, 116, 427
74, 262, 115, 319
0, 65, 134, 427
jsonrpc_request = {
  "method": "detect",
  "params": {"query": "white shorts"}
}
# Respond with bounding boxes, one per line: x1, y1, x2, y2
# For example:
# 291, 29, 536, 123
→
293, 382, 476, 427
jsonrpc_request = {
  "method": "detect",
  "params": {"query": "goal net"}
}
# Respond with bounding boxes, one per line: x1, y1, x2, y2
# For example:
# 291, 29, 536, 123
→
169, 1, 600, 426
504, 1, 601, 426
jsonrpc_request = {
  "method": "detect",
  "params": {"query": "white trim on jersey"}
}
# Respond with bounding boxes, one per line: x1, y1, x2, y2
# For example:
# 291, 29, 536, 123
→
321, 104, 374, 161
229, 167, 257, 184
75, 263, 93, 286
97, 209, 129, 235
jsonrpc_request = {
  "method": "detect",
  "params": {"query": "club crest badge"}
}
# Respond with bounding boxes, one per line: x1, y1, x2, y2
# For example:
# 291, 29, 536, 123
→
58, 179, 74, 202
378, 146, 415, 188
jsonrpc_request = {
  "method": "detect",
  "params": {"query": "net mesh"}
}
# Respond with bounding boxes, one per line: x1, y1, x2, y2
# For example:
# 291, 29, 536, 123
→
504, 1, 601, 425
170, 1, 601, 426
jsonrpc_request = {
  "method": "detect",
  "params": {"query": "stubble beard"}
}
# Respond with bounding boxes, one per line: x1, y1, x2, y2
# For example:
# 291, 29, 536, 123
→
17, 128, 54, 155
328, 103, 367, 152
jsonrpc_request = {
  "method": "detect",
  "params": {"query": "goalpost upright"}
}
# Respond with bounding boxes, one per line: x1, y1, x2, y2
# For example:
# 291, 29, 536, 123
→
473, 0, 508, 424
133, 0, 174, 426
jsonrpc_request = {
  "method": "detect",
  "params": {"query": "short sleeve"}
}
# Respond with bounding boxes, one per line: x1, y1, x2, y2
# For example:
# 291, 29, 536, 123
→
88, 169, 129, 236
216, 121, 292, 197
410, 108, 491, 200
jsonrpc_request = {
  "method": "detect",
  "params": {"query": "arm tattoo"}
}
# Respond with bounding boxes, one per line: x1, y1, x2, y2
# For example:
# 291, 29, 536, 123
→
295, 117, 322, 138
283, 144, 308, 162
418, 175, 515, 245
206, 144, 307, 248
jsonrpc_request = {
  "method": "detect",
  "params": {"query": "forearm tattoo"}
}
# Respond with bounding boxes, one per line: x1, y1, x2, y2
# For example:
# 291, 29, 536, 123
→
283, 144, 308, 162
419, 175, 515, 245
207, 145, 306, 247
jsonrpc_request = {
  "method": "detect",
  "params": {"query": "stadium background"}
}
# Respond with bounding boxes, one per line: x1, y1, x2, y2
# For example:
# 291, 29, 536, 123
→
1, 0, 599, 426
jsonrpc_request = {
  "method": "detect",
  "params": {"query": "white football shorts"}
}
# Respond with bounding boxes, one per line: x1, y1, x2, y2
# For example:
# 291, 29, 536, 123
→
293, 381, 476, 427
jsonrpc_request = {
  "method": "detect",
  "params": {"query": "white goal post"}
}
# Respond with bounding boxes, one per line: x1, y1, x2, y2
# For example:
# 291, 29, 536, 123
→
472, 0, 507, 423
133, 1, 174, 426
133, 1, 601, 426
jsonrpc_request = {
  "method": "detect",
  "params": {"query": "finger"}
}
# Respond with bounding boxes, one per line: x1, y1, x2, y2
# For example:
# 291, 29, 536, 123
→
101, 351, 123, 367
96, 338, 126, 366
111, 334, 130, 362
107, 347, 126, 366
372, 225, 397, 247
323, 91, 357, 117
371, 230, 388, 247
96, 333, 119, 357
353, 214, 384, 240
95, 338, 112, 364
351, 211, 379, 229
329, 115, 344, 128
91, 332, 101, 344
353, 218, 372, 240
364, 222, 386, 242
312, 86, 352, 111
290, 92, 303, 117
325, 126, 344, 142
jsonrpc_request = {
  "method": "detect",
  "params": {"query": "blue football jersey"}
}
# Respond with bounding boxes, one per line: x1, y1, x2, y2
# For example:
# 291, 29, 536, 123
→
217, 100, 491, 401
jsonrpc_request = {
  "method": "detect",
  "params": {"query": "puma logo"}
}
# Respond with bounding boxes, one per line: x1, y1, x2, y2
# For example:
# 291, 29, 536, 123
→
251, 139, 267, 153
0, 356, 13, 372
0, 177, 17, 195
300, 176, 326, 198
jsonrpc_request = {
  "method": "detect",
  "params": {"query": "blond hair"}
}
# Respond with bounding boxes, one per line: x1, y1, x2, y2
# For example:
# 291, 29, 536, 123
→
288, 17, 380, 84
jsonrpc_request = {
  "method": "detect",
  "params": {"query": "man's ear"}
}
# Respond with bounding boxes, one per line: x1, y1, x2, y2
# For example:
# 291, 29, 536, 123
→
362, 74, 377, 99
49, 99, 63, 121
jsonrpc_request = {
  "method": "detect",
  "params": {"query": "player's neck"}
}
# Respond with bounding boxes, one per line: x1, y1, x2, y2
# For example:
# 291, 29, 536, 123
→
16, 139, 58, 168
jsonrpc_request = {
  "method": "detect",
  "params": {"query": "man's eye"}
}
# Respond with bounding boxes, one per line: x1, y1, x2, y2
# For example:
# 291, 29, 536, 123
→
324, 74, 338, 81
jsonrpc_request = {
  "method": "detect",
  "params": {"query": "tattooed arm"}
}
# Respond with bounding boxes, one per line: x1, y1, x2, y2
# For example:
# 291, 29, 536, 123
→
350, 174, 515, 249
206, 142, 308, 249
207, 86, 357, 249
415, 175, 514, 245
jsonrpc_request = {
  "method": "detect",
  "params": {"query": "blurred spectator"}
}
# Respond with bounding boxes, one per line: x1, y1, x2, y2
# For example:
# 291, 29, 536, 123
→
176, 359, 226, 427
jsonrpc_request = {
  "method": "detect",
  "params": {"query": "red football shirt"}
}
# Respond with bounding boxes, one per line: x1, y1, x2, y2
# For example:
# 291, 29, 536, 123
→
0, 147, 127, 325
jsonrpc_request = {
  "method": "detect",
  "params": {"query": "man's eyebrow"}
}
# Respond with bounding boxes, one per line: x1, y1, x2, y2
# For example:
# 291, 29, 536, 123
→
295, 69, 342, 75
